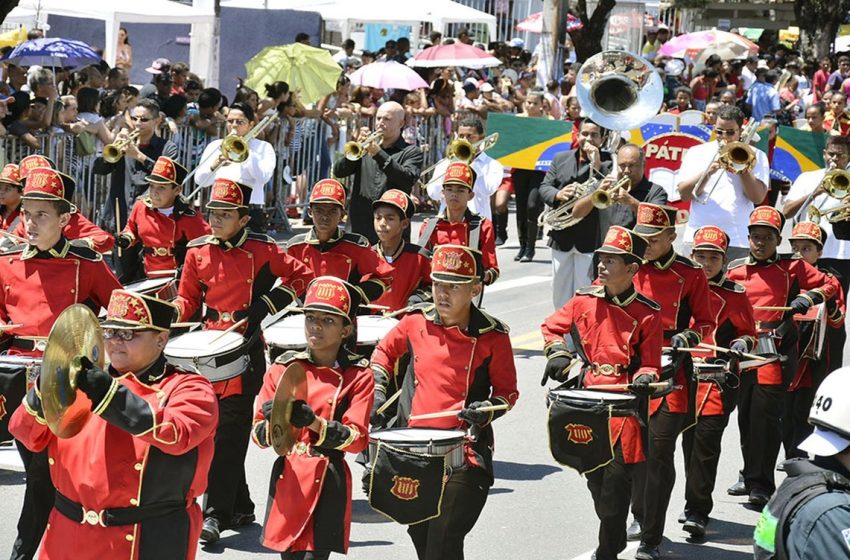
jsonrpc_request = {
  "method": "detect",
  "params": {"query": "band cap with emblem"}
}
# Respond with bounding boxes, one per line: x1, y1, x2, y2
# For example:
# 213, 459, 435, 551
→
206, 178, 252, 210
789, 220, 827, 249
633, 202, 680, 236
373, 188, 415, 219
21, 167, 76, 202
692, 225, 730, 253
309, 179, 346, 208
101, 289, 177, 332
0, 164, 21, 187
442, 161, 476, 190
748, 205, 785, 234
299, 276, 361, 323
430, 244, 483, 283
595, 225, 647, 264
18, 154, 55, 181
146, 156, 188, 186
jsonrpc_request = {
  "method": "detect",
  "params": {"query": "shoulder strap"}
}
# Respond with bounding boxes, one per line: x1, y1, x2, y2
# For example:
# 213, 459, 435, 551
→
468, 214, 482, 250
418, 217, 439, 248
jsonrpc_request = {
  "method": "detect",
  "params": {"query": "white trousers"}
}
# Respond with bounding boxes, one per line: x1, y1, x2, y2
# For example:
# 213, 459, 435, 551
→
551, 247, 595, 310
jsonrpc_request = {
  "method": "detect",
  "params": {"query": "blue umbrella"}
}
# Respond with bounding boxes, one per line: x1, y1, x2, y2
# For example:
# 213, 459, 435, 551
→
4, 37, 101, 70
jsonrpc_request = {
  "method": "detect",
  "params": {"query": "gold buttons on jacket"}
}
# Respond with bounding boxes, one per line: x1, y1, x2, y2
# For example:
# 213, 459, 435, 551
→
129, 498, 138, 506
48, 457, 55, 465
134, 463, 143, 471
125, 534, 134, 542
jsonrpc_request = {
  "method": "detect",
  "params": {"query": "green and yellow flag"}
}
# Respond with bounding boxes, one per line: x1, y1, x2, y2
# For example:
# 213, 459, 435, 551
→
486, 113, 573, 171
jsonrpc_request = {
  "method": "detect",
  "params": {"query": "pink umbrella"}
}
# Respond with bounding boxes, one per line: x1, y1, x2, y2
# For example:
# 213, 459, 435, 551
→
516, 12, 543, 33
349, 61, 429, 90
407, 43, 502, 68
659, 29, 758, 61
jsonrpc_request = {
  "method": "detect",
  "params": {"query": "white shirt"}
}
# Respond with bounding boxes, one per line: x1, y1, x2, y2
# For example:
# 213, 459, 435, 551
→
786, 168, 850, 259
195, 137, 276, 205
425, 152, 504, 220
681, 140, 770, 249
741, 66, 757, 91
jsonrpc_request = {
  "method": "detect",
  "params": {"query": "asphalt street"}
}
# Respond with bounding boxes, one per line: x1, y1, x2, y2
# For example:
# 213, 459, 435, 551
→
0, 216, 822, 560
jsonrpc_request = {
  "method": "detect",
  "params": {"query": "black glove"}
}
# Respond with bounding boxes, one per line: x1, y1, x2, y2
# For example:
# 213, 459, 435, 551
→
630, 374, 655, 397
246, 299, 271, 335
73, 356, 113, 406
370, 391, 387, 425
261, 399, 274, 422
458, 401, 492, 427
115, 234, 132, 250
290, 399, 316, 428
790, 295, 812, 316
542, 355, 573, 386
670, 333, 689, 350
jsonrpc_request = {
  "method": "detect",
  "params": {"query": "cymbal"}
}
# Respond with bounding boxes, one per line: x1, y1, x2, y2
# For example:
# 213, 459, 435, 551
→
41, 304, 105, 439
270, 362, 307, 456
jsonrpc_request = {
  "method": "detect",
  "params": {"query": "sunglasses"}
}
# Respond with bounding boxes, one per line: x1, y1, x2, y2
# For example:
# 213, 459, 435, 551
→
103, 328, 150, 341
131, 116, 152, 123
714, 129, 738, 136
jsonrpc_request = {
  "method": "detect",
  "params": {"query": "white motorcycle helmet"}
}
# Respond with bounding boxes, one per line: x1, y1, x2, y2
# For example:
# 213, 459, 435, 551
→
799, 366, 850, 457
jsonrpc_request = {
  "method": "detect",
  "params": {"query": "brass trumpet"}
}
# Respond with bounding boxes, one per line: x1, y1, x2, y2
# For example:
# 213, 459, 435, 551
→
591, 176, 631, 209
806, 169, 850, 223
344, 131, 384, 161
103, 129, 141, 163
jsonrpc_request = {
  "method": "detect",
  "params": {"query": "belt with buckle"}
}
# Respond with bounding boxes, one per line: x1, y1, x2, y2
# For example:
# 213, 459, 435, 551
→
756, 320, 782, 330
590, 363, 628, 376
11, 338, 47, 352
205, 309, 249, 323
54, 491, 184, 527
143, 247, 173, 257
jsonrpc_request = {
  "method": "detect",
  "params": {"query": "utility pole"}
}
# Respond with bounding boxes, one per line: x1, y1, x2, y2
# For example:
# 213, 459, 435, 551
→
190, 0, 220, 88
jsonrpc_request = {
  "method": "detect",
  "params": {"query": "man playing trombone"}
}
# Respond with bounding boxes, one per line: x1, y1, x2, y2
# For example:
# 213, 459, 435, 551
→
677, 105, 769, 261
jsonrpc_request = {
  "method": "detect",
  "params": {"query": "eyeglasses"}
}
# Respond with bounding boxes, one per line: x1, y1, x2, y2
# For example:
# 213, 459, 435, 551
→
103, 328, 145, 341
130, 116, 152, 123
714, 128, 738, 136
226, 118, 248, 125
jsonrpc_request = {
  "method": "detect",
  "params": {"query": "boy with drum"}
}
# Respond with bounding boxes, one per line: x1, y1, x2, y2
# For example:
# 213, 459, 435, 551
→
541, 226, 663, 560
371, 189, 432, 311
680, 226, 756, 538
370, 244, 518, 560
418, 162, 499, 286
287, 179, 393, 304
116, 155, 211, 276
252, 276, 374, 560
174, 178, 314, 544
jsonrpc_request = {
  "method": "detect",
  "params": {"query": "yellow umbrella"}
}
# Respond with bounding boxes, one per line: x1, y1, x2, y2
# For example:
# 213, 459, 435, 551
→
0, 26, 27, 49
245, 43, 341, 105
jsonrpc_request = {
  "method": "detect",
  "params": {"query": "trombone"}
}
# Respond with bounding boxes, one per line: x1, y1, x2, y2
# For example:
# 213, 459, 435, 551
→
695, 120, 758, 204
805, 168, 850, 223
420, 133, 500, 180
343, 131, 383, 161
103, 129, 141, 163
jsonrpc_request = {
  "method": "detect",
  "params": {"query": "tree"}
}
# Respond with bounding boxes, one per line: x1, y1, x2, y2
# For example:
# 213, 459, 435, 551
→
795, 0, 850, 59
0, 1, 21, 26
567, 0, 617, 62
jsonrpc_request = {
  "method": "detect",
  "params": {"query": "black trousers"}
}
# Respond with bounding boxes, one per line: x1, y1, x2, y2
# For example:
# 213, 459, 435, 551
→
11, 442, 54, 560
204, 392, 255, 524
512, 169, 545, 248
782, 386, 815, 460
819, 257, 850, 370
586, 444, 635, 560
407, 467, 491, 560
281, 552, 330, 560
737, 374, 784, 494
249, 205, 268, 234
682, 414, 729, 517
630, 403, 686, 547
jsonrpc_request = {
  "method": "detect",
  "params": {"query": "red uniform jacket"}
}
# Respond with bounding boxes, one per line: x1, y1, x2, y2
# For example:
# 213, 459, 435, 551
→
823, 110, 850, 137
370, 242, 431, 312
251, 351, 373, 553
0, 204, 21, 232
541, 284, 663, 463
634, 250, 715, 415
696, 276, 757, 417
286, 228, 392, 302
9, 357, 218, 560
14, 211, 115, 254
175, 229, 314, 397
418, 209, 499, 285
120, 197, 211, 274
727, 253, 838, 385
371, 304, 519, 477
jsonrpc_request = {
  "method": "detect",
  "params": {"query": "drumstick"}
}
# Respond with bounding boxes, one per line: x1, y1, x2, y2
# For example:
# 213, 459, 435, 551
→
361, 303, 390, 311
170, 322, 201, 328
209, 318, 248, 344
408, 403, 510, 421
115, 198, 122, 257
148, 269, 178, 277
697, 342, 768, 361
754, 306, 792, 311
662, 346, 711, 353
0, 324, 23, 329
0, 229, 27, 244
375, 389, 402, 415
588, 382, 674, 392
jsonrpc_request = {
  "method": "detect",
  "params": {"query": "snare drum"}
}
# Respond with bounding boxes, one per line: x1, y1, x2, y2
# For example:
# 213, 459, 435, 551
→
164, 330, 248, 382
264, 314, 401, 350
124, 276, 178, 301
0, 356, 42, 442
357, 316, 399, 346
755, 331, 779, 364
547, 388, 636, 416
369, 428, 466, 469
692, 360, 728, 383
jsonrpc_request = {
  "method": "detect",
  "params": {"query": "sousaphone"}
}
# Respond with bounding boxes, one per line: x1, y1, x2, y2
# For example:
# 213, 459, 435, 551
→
270, 362, 308, 456
40, 304, 105, 438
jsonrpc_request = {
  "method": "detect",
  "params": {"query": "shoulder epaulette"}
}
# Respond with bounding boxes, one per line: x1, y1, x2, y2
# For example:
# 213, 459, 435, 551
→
273, 349, 310, 365
0, 243, 25, 255
67, 244, 102, 262
728, 257, 748, 269
342, 232, 370, 247
285, 233, 308, 248
246, 232, 276, 244
719, 279, 746, 293
175, 197, 197, 216
405, 242, 431, 258
477, 307, 510, 334
344, 351, 370, 368
674, 254, 702, 269
635, 293, 662, 311
576, 285, 605, 296
187, 235, 216, 248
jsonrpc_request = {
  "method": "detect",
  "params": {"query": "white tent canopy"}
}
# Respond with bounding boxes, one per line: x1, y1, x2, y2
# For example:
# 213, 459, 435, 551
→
6, 0, 214, 66
221, 0, 497, 41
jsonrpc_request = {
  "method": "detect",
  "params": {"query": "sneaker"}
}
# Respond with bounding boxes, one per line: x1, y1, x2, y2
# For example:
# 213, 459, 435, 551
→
201, 517, 220, 544
727, 479, 747, 496
749, 488, 771, 508
683, 512, 708, 538
514, 246, 527, 261
495, 236, 506, 247
627, 519, 643, 541
677, 511, 687, 524
230, 512, 256, 528
635, 543, 661, 560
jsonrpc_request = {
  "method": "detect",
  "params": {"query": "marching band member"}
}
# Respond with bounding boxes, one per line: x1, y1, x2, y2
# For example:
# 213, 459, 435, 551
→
1, 166, 121, 560
681, 226, 756, 538
116, 156, 211, 276
0, 164, 23, 231
372, 189, 431, 311
725, 206, 838, 508
286, 179, 392, 303
677, 105, 769, 261
371, 245, 519, 560
194, 102, 276, 233
541, 226, 663, 560
822, 91, 850, 136
628, 203, 715, 560
419, 162, 499, 286
597, 144, 668, 231
174, 178, 314, 545
9, 290, 218, 560
252, 276, 374, 560
539, 119, 613, 308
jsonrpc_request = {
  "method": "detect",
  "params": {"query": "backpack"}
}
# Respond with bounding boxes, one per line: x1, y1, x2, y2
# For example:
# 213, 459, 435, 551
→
754, 458, 850, 560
